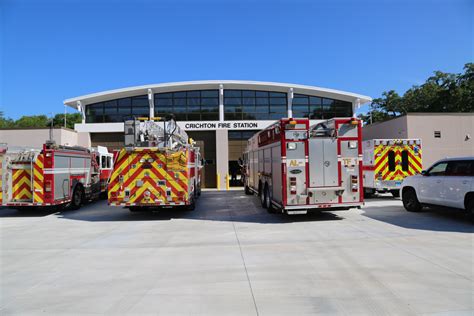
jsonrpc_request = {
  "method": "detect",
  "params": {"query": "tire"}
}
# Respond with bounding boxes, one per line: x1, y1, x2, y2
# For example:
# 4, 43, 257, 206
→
390, 190, 400, 198
70, 186, 83, 210
465, 198, 474, 220
264, 186, 275, 213
186, 196, 196, 211
402, 188, 422, 212
364, 188, 375, 199
260, 184, 267, 208
244, 185, 252, 195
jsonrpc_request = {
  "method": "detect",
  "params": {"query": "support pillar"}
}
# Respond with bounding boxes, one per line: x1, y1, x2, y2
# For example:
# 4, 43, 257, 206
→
215, 129, 229, 190
219, 84, 224, 121
148, 89, 154, 118
287, 88, 294, 118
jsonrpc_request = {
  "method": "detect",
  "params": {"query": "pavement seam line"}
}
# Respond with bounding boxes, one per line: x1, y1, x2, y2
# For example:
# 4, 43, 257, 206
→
231, 220, 259, 316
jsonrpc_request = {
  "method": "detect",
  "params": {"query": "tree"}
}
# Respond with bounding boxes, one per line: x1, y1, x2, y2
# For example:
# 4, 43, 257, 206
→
361, 62, 473, 125
12, 115, 50, 128
52, 113, 82, 129
0, 111, 15, 128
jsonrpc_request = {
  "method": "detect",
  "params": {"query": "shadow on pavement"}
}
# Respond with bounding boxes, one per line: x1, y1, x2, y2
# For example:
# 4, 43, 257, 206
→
0, 207, 59, 218
362, 204, 473, 233
56, 190, 344, 224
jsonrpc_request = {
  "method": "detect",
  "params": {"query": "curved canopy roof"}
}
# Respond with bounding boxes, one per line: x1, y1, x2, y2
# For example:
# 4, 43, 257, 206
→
64, 80, 372, 109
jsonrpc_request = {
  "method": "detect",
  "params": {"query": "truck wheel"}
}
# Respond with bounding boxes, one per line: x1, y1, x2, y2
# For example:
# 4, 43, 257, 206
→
260, 185, 267, 208
70, 186, 83, 210
264, 186, 275, 213
186, 196, 196, 211
364, 188, 374, 198
402, 188, 422, 212
245, 185, 252, 195
390, 190, 400, 198
466, 198, 474, 221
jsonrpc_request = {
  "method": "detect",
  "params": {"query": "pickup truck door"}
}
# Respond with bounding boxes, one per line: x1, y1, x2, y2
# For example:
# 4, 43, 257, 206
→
418, 161, 448, 204
442, 160, 473, 209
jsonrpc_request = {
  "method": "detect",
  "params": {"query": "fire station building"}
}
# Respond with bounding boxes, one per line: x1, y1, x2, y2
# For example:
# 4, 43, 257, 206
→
64, 80, 371, 189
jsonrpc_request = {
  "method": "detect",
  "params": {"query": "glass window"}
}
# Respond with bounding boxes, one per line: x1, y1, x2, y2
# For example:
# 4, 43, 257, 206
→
446, 160, 473, 176
242, 97, 256, 105
225, 97, 242, 105
156, 99, 173, 106
201, 98, 219, 106
104, 100, 117, 114
269, 92, 286, 97
242, 90, 255, 97
401, 151, 409, 171
256, 91, 268, 97
173, 91, 186, 98
256, 98, 269, 105
173, 98, 186, 106
293, 97, 309, 105
388, 151, 396, 171
427, 162, 448, 176
186, 91, 200, 98
156, 93, 172, 99
187, 97, 200, 106
201, 90, 218, 98
117, 98, 131, 114
107, 156, 112, 168
310, 96, 322, 105
132, 95, 148, 107
224, 90, 242, 97
269, 97, 287, 105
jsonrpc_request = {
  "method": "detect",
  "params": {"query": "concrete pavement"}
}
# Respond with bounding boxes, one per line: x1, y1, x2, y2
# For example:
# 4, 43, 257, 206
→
0, 191, 472, 315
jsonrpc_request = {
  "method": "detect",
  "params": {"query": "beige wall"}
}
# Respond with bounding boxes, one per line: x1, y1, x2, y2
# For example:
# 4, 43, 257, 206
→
0, 128, 82, 149
362, 116, 408, 140
362, 113, 474, 169
406, 113, 474, 168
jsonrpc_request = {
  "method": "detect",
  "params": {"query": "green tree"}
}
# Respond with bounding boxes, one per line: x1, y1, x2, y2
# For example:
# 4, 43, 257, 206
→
0, 111, 15, 128
362, 62, 474, 125
52, 113, 82, 129
14, 115, 50, 128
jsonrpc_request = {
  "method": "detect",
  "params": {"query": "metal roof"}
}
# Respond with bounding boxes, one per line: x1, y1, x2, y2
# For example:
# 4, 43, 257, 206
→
64, 80, 372, 109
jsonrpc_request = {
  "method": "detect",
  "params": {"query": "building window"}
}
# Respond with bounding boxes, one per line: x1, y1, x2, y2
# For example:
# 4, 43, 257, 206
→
154, 90, 219, 121
85, 95, 148, 123
434, 131, 441, 138
224, 90, 287, 120
292, 94, 352, 119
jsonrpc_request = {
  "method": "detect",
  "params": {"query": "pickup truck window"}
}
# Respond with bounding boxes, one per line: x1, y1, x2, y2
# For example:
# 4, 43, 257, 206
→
446, 160, 474, 176
427, 162, 448, 176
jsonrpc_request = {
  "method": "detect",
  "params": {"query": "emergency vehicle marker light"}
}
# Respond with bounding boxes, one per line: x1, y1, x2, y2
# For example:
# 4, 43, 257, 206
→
287, 143, 297, 150
289, 120, 297, 125
350, 118, 358, 125
46, 153, 52, 157
147, 158, 154, 163
45, 181, 52, 192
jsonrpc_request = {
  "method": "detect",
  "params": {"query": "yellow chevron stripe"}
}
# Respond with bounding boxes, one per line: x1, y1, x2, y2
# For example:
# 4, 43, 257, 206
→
14, 188, 32, 199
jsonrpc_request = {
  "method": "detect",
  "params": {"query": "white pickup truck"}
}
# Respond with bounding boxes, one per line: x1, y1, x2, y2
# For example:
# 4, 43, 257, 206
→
401, 157, 474, 216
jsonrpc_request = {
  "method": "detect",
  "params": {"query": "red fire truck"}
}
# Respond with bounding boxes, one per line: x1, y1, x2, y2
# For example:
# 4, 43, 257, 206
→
242, 117, 363, 215
0, 142, 113, 210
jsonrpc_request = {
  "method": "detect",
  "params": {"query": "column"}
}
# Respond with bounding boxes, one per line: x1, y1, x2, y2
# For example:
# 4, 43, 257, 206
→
215, 129, 229, 190
77, 101, 85, 123
352, 98, 361, 118
287, 87, 294, 118
219, 84, 224, 121
148, 89, 154, 118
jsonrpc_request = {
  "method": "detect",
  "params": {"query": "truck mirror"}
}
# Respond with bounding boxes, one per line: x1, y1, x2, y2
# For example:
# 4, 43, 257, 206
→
421, 170, 427, 176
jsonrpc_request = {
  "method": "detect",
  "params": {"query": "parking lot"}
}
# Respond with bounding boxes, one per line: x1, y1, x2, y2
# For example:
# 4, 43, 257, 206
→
0, 190, 472, 315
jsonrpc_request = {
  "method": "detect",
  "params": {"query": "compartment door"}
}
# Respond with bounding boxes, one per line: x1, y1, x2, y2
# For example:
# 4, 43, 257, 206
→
309, 138, 337, 187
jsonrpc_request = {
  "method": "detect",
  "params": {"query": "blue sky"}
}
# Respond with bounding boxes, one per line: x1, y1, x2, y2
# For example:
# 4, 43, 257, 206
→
1, 0, 472, 119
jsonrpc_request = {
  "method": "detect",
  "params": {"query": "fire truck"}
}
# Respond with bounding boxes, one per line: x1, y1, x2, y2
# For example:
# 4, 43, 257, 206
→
0, 142, 113, 210
108, 117, 202, 212
362, 139, 422, 197
242, 117, 363, 215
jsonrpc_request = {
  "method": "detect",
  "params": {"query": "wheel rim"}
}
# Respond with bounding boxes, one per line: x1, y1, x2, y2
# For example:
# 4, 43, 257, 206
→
74, 190, 81, 205
266, 192, 270, 208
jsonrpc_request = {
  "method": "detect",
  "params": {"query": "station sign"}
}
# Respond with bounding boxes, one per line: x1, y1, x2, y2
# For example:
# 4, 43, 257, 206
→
178, 121, 276, 131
